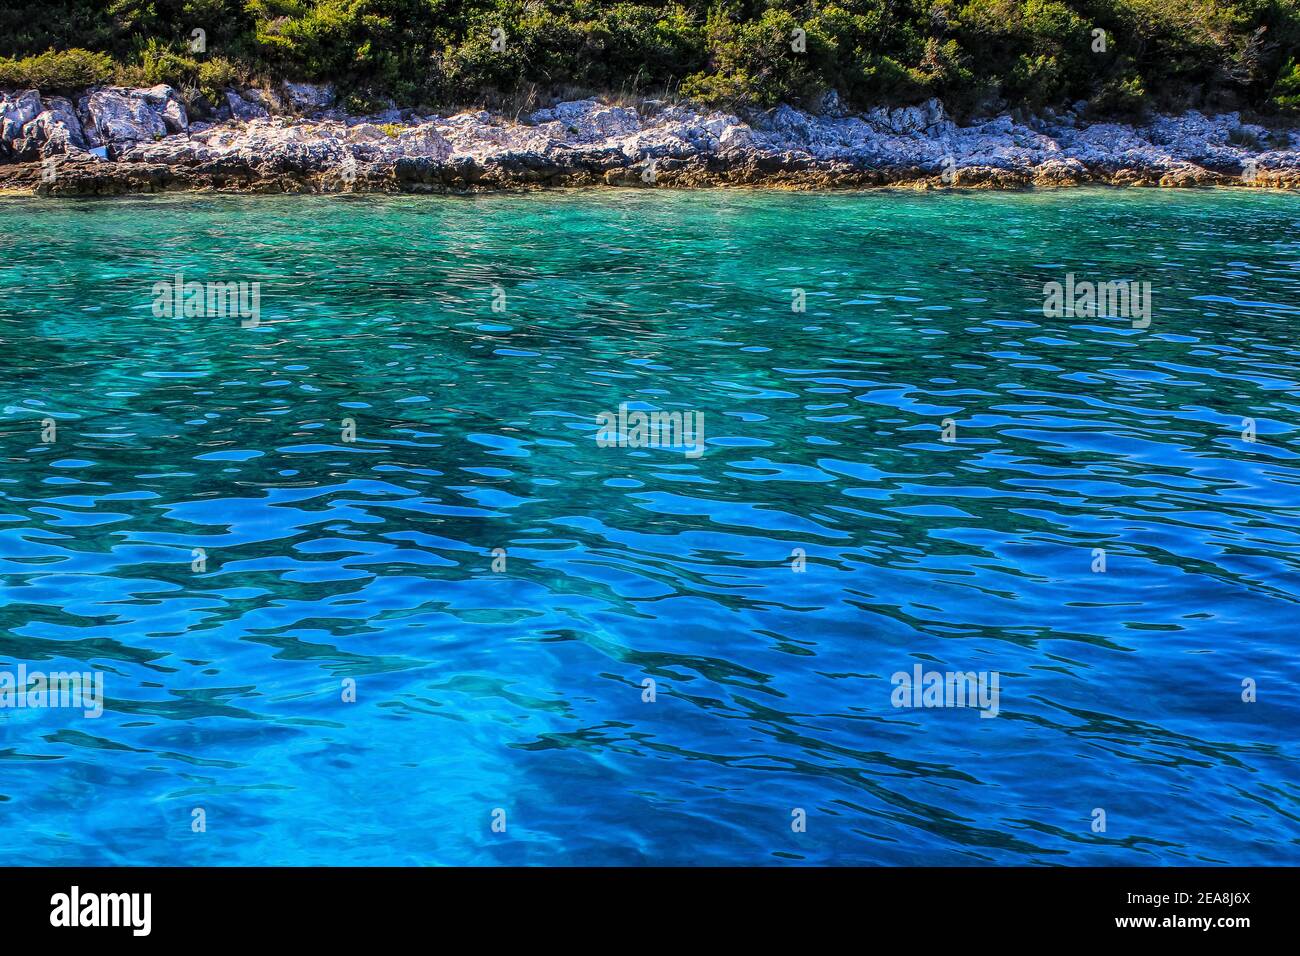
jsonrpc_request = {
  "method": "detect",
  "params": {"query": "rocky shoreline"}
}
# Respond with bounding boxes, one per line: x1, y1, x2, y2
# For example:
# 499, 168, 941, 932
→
3, 82, 1300, 195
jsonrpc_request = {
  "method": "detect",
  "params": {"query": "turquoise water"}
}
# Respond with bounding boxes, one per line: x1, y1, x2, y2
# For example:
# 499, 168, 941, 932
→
1, 188, 1298, 865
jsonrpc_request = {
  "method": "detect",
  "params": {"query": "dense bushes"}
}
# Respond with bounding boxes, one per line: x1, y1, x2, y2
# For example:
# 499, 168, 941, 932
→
0, 48, 115, 90
0, 1, 1297, 118
1274, 56, 1300, 110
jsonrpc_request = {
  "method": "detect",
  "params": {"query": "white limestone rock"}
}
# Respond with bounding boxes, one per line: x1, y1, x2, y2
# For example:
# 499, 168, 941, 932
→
226, 89, 270, 121
85, 88, 167, 151
21, 95, 87, 155
284, 81, 336, 111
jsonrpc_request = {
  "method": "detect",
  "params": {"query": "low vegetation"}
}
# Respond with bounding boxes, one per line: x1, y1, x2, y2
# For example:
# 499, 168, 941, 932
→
1, 1, 1298, 118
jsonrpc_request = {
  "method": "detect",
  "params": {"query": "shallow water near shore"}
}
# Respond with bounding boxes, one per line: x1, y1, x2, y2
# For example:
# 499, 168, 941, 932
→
1, 188, 1297, 865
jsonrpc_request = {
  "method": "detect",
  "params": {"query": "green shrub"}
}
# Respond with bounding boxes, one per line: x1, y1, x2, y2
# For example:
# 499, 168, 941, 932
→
1091, 73, 1148, 117
0, 47, 114, 90
1270, 57, 1300, 113
0, 1, 1295, 118
114, 39, 202, 89
198, 58, 243, 100
682, 7, 821, 109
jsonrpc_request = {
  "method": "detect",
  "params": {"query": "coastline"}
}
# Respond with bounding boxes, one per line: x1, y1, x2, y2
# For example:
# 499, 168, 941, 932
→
3, 84, 1300, 195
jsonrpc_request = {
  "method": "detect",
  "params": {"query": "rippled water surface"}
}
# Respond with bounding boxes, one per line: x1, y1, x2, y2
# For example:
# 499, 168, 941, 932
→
1, 188, 1298, 865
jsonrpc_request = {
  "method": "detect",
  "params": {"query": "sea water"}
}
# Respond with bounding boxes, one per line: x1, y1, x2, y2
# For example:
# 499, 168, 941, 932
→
0, 188, 1296, 865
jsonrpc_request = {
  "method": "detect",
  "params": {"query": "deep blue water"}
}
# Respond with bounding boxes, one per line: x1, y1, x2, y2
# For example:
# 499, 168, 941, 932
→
0, 188, 1297, 865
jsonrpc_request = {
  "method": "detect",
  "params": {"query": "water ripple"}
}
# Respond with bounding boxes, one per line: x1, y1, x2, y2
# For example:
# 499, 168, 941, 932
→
0, 189, 1297, 865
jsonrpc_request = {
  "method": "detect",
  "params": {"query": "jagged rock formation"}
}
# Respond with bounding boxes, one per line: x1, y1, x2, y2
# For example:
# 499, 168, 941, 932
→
2, 83, 1298, 194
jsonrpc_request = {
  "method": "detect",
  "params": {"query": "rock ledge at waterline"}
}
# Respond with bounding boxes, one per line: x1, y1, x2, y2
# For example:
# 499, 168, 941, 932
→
3, 84, 1299, 194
